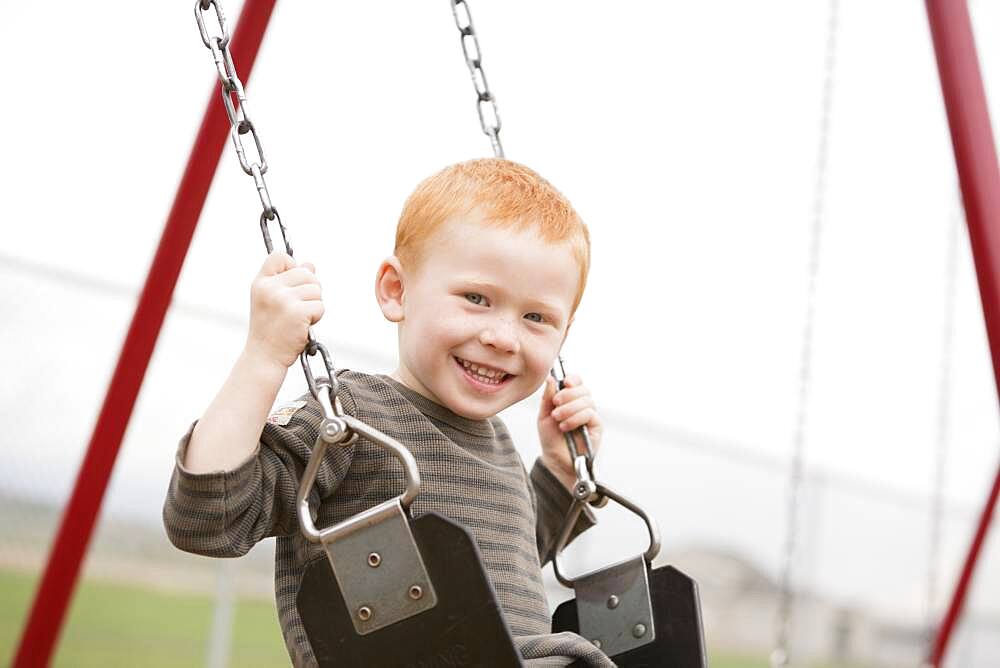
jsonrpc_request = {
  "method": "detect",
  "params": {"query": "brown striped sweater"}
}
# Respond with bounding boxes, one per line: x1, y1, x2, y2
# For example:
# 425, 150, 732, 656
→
163, 370, 614, 667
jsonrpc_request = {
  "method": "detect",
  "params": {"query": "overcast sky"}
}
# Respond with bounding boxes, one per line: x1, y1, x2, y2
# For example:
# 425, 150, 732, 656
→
2, 0, 1000, 627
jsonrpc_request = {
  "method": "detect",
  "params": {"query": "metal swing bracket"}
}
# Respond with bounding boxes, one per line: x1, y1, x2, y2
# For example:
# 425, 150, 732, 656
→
574, 555, 655, 657
297, 400, 438, 635
553, 473, 663, 656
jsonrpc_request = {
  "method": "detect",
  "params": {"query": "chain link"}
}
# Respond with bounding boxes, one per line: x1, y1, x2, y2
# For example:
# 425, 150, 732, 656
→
193, 0, 341, 412
450, 0, 504, 158
772, 1, 840, 665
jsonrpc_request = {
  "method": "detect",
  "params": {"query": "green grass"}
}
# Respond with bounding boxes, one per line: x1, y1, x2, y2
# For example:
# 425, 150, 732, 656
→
2, 568, 835, 667
1, 569, 288, 667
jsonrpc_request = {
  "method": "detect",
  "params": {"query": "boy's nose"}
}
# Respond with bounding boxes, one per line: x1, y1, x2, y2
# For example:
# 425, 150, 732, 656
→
478, 321, 519, 354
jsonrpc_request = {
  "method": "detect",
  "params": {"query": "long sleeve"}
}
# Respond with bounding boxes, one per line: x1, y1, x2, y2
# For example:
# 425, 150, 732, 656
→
162, 393, 355, 557
530, 458, 596, 567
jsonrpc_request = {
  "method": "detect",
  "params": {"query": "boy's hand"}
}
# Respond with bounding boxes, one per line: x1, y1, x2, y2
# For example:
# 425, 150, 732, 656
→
537, 374, 603, 492
246, 251, 324, 370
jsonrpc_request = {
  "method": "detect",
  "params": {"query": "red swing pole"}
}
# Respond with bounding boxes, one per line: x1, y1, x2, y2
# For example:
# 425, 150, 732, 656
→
12, 2, 278, 665
925, 1, 1000, 666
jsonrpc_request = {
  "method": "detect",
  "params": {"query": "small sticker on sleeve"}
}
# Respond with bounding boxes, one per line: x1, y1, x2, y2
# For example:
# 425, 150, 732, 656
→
267, 400, 307, 426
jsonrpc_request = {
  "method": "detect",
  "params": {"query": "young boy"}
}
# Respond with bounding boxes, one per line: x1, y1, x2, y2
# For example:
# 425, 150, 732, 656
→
163, 159, 614, 667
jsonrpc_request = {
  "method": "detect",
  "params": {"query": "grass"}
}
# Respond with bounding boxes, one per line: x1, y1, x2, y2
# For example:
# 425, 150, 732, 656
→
1, 569, 288, 667
2, 568, 845, 667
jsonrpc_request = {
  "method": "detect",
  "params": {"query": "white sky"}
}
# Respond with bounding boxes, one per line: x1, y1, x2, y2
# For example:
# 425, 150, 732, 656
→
2, 0, 1000, 626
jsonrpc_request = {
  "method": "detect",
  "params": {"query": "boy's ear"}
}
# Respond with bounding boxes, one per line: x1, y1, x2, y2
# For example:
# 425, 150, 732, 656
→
375, 256, 406, 323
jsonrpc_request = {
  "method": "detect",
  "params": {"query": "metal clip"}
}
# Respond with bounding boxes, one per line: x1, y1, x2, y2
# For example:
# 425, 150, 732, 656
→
297, 414, 422, 544
552, 481, 661, 589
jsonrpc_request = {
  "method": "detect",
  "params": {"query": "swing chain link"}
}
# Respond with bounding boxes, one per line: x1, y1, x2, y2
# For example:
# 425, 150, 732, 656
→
772, 1, 839, 665
450, 0, 504, 159
194, 0, 342, 416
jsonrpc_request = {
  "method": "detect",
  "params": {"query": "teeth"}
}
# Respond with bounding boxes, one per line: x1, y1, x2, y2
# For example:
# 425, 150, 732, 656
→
458, 358, 507, 384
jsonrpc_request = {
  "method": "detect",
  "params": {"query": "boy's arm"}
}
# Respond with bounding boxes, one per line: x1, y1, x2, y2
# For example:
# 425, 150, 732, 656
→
182, 346, 288, 474
530, 459, 596, 567
163, 252, 347, 557
164, 392, 352, 557
183, 251, 322, 474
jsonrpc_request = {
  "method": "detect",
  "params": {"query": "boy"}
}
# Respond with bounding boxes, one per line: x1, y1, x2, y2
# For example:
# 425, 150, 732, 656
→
164, 159, 613, 667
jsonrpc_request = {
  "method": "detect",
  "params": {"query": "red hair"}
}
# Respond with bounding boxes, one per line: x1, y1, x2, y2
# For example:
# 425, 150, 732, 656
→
395, 159, 590, 313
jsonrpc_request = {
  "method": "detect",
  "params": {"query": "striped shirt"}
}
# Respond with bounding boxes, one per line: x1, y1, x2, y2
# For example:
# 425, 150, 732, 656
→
163, 370, 613, 667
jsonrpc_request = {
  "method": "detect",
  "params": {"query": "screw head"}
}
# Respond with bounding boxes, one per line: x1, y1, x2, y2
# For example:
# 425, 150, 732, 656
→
408, 585, 423, 600
367, 552, 381, 567
607, 595, 620, 609
357, 606, 372, 621
592, 639, 602, 649
632, 623, 647, 638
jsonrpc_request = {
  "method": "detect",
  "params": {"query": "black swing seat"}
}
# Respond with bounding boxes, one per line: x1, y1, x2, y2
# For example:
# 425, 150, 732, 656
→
552, 559, 707, 668
293, 410, 525, 667
298, 510, 524, 667
547, 470, 708, 668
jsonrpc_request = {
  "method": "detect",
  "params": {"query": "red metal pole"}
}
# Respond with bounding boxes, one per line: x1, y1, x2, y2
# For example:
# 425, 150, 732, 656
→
925, 1, 1000, 666
12, 2, 278, 665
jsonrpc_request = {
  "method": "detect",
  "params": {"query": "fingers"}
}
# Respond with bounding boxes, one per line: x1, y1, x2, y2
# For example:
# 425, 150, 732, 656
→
260, 250, 296, 276
552, 384, 589, 407
560, 373, 583, 388
551, 396, 596, 429
558, 407, 599, 433
278, 266, 321, 288
549, 375, 598, 432
537, 375, 557, 420
290, 283, 322, 301
260, 251, 319, 282
301, 299, 325, 326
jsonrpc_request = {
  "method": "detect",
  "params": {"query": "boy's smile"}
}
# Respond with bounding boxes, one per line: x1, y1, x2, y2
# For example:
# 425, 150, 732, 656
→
377, 211, 580, 419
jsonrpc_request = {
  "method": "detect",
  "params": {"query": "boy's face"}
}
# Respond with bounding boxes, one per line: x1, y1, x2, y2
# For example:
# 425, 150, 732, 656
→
380, 213, 580, 420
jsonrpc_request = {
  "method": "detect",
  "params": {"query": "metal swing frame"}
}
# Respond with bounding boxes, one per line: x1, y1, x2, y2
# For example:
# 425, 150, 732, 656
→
13, 1, 1000, 666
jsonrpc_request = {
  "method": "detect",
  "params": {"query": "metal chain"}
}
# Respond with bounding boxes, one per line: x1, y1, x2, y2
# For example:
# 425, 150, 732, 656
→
772, 0, 840, 665
450, 0, 505, 158
194, 0, 342, 418
924, 194, 961, 654
448, 3, 601, 500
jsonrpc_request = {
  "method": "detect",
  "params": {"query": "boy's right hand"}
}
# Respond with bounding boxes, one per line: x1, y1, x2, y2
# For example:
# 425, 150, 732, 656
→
246, 251, 324, 369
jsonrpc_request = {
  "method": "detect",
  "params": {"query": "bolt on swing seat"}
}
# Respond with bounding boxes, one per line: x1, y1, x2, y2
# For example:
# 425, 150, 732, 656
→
294, 406, 524, 667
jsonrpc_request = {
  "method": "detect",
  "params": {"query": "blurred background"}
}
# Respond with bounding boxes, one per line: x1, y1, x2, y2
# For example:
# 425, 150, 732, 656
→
2, 0, 1000, 666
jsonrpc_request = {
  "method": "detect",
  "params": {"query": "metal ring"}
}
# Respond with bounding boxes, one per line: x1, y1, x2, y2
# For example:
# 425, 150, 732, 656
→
259, 207, 292, 255
195, 0, 230, 50
297, 415, 423, 544
551, 482, 662, 588
251, 165, 276, 222
300, 340, 339, 411
232, 119, 267, 176
222, 85, 250, 133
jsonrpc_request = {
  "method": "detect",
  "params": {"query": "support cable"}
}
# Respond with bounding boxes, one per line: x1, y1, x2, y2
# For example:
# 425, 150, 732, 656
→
924, 196, 961, 658
771, 1, 840, 665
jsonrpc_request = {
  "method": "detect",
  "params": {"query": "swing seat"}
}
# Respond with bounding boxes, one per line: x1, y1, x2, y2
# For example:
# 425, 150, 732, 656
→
298, 510, 523, 667
552, 561, 707, 668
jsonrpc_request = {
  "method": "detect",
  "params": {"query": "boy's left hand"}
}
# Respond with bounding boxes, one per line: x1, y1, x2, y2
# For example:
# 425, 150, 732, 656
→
537, 374, 603, 492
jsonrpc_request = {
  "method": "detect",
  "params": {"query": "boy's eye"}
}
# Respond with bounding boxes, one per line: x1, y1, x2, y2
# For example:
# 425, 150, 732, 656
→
524, 312, 544, 323
465, 293, 486, 306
